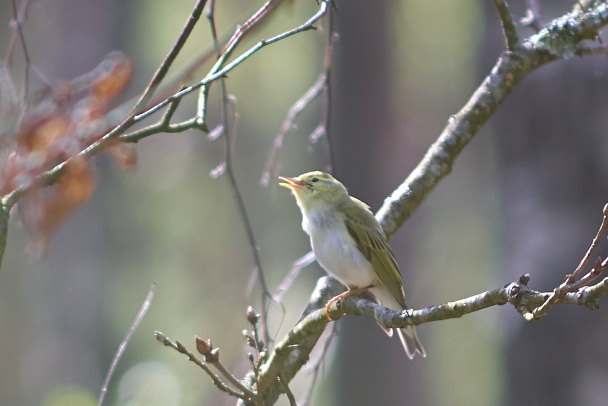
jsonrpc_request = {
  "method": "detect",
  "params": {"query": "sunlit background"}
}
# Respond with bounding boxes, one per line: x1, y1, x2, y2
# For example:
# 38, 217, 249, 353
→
1, 1, 608, 405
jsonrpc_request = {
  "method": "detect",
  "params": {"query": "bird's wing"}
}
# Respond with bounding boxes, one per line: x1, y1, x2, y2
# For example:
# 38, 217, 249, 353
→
342, 200, 407, 309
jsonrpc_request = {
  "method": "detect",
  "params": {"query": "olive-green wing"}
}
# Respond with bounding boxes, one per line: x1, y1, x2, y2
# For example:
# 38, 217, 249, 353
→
342, 198, 407, 309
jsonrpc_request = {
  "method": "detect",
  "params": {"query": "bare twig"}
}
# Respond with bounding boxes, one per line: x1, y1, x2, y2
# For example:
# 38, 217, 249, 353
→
322, 16, 338, 175
140, 0, 329, 124
300, 323, 337, 405
530, 205, 608, 319
5, 0, 31, 98
260, 9, 338, 186
156, 332, 259, 402
376, 48, 549, 238
197, 0, 287, 125
212, 351, 257, 398
493, 0, 520, 50
273, 251, 316, 303
261, 74, 327, 187
573, 203, 608, 279
205, 0, 273, 346
278, 373, 297, 406
132, 0, 208, 116
335, 274, 608, 326
521, 0, 545, 32
98, 282, 156, 406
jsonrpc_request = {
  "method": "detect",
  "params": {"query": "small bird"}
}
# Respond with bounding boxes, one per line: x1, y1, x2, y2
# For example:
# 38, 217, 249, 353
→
279, 171, 425, 358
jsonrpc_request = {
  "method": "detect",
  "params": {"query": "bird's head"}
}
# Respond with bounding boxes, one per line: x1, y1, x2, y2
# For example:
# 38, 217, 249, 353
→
279, 171, 349, 213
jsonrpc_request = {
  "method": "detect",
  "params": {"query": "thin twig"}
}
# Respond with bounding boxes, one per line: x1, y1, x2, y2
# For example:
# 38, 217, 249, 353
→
521, 0, 545, 32
197, 0, 287, 125
0, 203, 10, 270
139, 0, 329, 124
493, 0, 520, 50
132, 0, 208, 116
278, 373, 297, 406
273, 251, 316, 303
323, 9, 337, 175
260, 10, 337, 186
260, 74, 327, 187
98, 282, 157, 406
205, 0, 273, 346
6, 0, 31, 98
156, 332, 258, 402
212, 356, 258, 399
531, 204, 608, 319
573, 203, 608, 279
301, 323, 337, 406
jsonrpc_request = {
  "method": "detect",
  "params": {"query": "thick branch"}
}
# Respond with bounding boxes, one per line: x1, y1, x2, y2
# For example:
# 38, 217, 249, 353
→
376, 46, 550, 239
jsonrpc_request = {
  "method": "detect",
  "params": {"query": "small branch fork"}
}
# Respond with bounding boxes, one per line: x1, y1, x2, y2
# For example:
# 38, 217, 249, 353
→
155, 306, 279, 406
155, 331, 261, 404
529, 203, 608, 320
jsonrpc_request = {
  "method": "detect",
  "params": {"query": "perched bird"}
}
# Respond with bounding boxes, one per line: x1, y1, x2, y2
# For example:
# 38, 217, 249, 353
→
279, 171, 425, 359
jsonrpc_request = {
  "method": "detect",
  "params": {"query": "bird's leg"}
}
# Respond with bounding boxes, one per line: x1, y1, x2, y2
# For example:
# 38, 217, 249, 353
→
325, 284, 374, 321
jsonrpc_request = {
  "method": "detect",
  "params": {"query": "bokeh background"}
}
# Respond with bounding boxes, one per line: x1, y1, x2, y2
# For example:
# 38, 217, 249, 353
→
1, 0, 608, 405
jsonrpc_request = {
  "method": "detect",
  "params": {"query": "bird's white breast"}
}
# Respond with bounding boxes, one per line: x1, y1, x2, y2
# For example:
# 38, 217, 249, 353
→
302, 208, 376, 288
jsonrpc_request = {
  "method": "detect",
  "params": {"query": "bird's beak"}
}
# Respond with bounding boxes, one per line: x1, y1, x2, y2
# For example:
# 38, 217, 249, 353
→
278, 176, 305, 190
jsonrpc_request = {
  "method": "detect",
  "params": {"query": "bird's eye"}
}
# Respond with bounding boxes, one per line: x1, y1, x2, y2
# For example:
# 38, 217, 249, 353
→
311, 177, 319, 183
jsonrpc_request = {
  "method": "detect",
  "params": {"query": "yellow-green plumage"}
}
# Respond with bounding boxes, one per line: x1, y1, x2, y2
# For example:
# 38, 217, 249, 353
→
279, 171, 425, 359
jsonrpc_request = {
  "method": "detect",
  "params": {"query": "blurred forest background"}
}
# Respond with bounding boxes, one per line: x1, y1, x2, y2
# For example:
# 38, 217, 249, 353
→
1, 0, 608, 405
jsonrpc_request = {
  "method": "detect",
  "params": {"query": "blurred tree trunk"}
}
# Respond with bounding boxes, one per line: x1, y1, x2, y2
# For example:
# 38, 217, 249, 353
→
332, 1, 427, 405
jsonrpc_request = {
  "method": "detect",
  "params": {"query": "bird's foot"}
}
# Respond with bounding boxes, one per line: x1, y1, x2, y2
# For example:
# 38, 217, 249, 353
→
325, 285, 374, 321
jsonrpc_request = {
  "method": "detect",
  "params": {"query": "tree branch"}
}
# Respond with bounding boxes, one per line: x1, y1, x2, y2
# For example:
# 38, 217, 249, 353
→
493, 0, 520, 50
520, 0, 545, 32
156, 332, 260, 403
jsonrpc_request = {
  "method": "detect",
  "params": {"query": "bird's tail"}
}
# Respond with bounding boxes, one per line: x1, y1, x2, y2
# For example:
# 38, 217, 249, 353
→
398, 326, 426, 359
